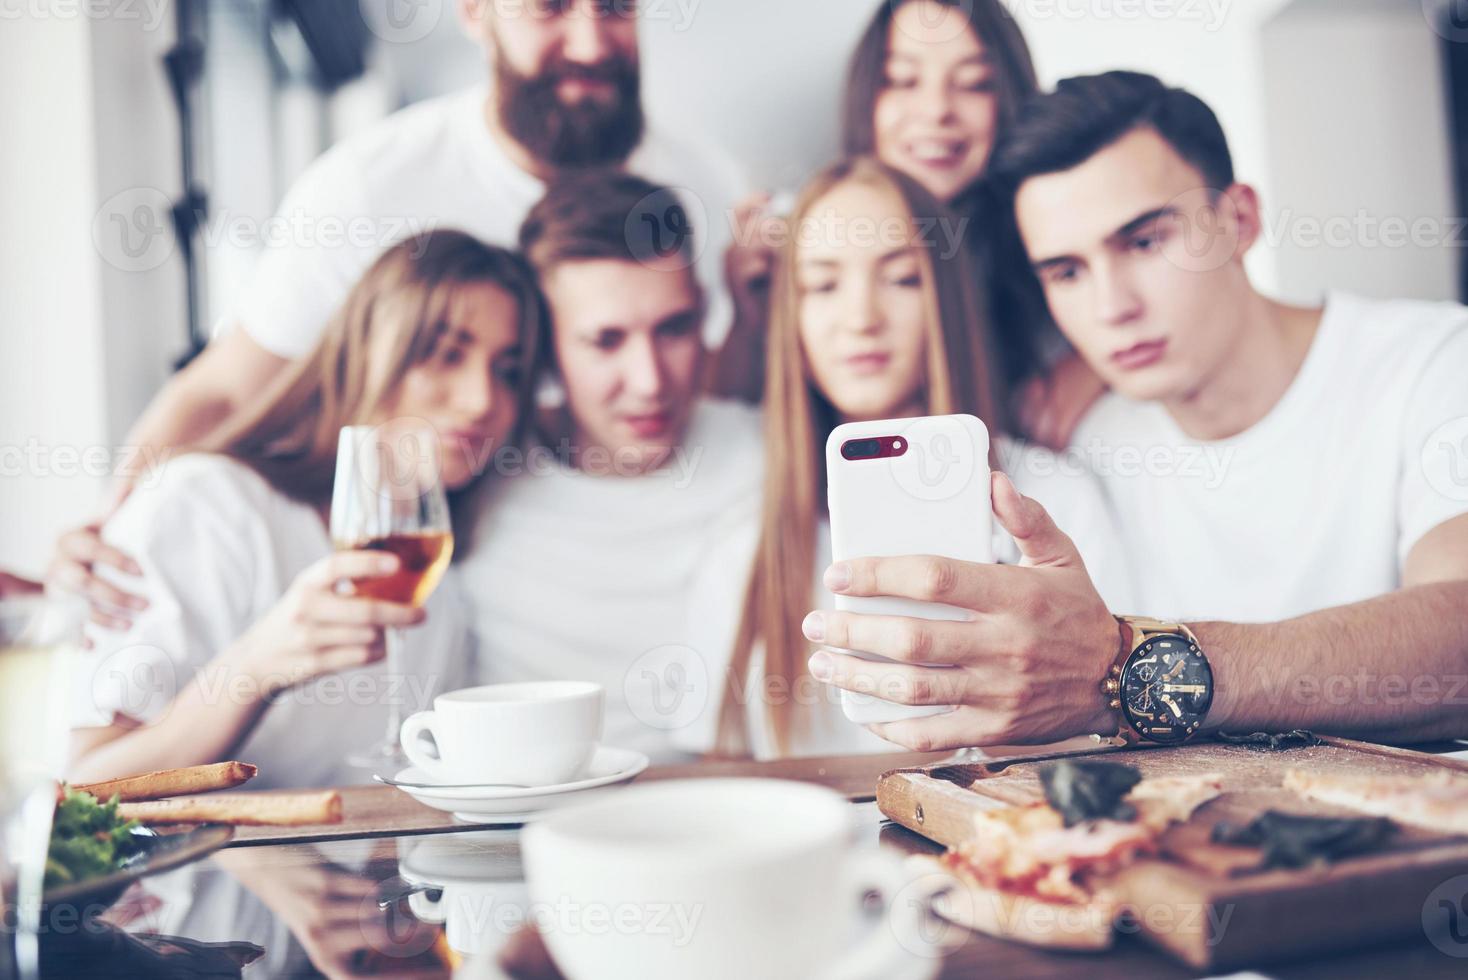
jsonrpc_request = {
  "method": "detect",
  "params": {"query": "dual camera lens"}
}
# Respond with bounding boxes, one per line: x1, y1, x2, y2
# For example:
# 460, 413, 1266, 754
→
840, 436, 906, 461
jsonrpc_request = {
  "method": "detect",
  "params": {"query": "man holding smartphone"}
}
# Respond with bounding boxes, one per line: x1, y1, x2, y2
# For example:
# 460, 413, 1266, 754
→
804, 72, 1468, 750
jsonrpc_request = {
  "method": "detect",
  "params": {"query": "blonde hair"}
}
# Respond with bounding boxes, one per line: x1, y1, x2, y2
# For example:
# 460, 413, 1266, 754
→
200, 230, 546, 547
713, 157, 1009, 757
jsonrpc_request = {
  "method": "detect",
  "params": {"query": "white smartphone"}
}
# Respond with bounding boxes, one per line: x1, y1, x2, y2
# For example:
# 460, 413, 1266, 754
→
824, 414, 993, 725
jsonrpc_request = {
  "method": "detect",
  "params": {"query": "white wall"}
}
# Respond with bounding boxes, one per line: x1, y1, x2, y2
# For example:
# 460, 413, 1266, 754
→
1261, 0, 1457, 303
0, 12, 185, 576
0, 19, 109, 575
89, 11, 190, 437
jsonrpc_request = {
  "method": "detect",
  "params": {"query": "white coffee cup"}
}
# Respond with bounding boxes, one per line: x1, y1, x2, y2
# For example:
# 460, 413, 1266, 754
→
399, 682, 602, 787
520, 778, 925, 980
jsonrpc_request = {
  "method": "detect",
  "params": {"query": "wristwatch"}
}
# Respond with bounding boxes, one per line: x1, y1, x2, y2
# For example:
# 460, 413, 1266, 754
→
1102, 616, 1214, 745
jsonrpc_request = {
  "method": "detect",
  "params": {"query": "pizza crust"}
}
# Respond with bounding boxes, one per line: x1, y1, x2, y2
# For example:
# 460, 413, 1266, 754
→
1283, 768, 1468, 836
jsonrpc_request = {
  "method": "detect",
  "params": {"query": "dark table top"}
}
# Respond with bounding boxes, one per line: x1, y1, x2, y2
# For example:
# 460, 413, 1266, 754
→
37, 745, 1468, 979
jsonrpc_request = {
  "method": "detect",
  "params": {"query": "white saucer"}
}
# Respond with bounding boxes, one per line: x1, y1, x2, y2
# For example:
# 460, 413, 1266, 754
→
391, 745, 649, 823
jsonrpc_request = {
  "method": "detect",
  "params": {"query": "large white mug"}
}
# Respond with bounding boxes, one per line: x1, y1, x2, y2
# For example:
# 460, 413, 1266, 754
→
399, 682, 602, 787
520, 778, 925, 980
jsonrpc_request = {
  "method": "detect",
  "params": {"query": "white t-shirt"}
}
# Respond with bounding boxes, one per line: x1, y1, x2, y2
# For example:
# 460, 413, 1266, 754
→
460, 400, 764, 762
74, 455, 471, 789
677, 439, 1136, 759
235, 86, 744, 358
1071, 291, 1468, 622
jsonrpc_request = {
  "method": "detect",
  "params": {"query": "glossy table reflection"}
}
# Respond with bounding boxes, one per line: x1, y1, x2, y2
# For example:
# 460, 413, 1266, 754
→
38, 748, 1468, 980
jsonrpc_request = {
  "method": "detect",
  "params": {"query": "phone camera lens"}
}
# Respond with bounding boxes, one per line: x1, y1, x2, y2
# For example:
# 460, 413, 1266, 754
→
841, 439, 881, 460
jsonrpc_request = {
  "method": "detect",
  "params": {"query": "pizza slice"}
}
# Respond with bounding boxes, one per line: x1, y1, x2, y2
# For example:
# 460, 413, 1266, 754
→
1282, 767, 1468, 836
922, 763, 1224, 951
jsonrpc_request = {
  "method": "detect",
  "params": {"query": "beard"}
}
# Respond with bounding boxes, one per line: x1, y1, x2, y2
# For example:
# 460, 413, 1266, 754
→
494, 50, 644, 170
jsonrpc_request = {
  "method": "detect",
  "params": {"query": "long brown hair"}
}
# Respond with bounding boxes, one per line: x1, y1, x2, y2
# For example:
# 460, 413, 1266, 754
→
842, 0, 1052, 400
200, 230, 546, 549
713, 158, 1009, 756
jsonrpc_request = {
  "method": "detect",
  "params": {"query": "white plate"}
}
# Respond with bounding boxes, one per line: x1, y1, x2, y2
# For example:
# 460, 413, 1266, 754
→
392, 746, 649, 823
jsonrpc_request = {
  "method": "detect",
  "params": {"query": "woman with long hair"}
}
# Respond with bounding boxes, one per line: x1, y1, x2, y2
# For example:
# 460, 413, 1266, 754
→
691, 158, 1130, 759
67, 231, 545, 787
725, 0, 1100, 442
843, 0, 1053, 398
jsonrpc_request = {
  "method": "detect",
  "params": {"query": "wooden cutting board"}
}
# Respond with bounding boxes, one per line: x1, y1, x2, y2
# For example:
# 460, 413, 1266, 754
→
876, 736, 1468, 971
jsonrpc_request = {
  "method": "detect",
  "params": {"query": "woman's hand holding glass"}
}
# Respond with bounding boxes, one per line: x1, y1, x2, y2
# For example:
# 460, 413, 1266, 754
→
220, 552, 425, 701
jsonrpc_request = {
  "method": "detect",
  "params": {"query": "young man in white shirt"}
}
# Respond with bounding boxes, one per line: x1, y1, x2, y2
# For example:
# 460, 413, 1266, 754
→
802, 71, 1468, 751
51, 0, 743, 596
463, 172, 762, 759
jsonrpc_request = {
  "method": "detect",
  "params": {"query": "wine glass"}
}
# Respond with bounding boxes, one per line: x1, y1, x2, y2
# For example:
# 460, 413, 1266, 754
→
330, 422, 455, 772
1, 593, 85, 980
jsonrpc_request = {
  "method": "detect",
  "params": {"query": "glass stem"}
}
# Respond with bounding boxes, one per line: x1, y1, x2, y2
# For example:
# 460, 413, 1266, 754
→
383, 627, 403, 751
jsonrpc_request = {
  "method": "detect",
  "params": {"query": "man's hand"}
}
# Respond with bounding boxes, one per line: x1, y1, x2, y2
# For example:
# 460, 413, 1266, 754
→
803, 472, 1120, 751
48, 520, 148, 630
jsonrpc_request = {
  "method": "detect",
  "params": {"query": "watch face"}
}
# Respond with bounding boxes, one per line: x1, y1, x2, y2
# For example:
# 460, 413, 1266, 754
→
1120, 634, 1213, 744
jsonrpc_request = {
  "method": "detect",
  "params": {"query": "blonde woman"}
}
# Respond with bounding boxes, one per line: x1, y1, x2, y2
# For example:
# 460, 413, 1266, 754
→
67, 231, 544, 787
686, 158, 1132, 759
